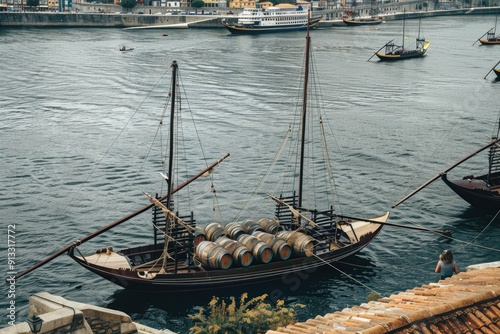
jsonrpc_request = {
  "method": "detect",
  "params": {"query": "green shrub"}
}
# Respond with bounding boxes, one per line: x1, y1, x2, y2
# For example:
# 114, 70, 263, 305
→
189, 293, 304, 334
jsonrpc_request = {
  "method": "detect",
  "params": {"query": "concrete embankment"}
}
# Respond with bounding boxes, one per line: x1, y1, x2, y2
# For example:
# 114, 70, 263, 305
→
1, 7, 500, 29
0, 12, 224, 28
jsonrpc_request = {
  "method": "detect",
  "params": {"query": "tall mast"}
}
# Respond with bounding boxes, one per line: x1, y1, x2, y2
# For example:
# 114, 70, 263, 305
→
166, 61, 177, 211
402, 9, 406, 49
298, 11, 311, 210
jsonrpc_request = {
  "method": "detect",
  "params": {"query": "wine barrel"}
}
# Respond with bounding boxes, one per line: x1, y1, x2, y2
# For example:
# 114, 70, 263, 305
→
204, 222, 225, 242
237, 234, 273, 264
195, 241, 233, 270
241, 220, 264, 234
257, 218, 281, 234
193, 232, 206, 247
252, 231, 292, 261
276, 231, 314, 257
224, 221, 246, 240
215, 236, 253, 267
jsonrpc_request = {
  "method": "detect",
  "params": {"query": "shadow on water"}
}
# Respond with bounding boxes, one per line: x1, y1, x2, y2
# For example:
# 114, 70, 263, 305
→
104, 254, 377, 331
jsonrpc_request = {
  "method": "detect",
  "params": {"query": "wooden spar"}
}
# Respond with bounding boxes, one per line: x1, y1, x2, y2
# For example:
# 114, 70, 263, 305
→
298, 10, 311, 211
367, 39, 393, 62
473, 30, 489, 46
12, 153, 230, 281
392, 138, 499, 208
484, 59, 500, 79
333, 213, 452, 236
144, 191, 200, 234
268, 195, 318, 228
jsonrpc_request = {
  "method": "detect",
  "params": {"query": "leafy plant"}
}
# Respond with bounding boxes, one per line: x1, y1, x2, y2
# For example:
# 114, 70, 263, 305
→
189, 293, 303, 334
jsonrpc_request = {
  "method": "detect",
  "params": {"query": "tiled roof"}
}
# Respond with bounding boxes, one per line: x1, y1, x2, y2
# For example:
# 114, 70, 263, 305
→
267, 263, 500, 334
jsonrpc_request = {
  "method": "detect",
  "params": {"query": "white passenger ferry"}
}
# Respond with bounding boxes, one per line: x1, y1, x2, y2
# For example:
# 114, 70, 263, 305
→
223, 3, 322, 34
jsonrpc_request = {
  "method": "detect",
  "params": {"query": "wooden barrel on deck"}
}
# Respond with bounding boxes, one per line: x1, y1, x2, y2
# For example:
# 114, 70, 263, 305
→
241, 220, 264, 235
215, 236, 253, 267
257, 218, 281, 234
193, 232, 206, 247
237, 234, 273, 264
195, 241, 233, 270
224, 222, 246, 240
204, 223, 226, 242
276, 231, 314, 257
252, 231, 292, 261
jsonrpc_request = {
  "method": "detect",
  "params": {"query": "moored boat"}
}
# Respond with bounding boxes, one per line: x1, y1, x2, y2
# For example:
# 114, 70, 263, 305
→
222, 4, 322, 35
393, 117, 500, 210
14, 18, 391, 292
477, 15, 500, 45
371, 15, 430, 61
342, 11, 383, 26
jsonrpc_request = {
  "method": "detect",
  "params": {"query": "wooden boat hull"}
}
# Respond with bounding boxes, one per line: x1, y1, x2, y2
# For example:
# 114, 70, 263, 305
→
479, 38, 500, 45
441, 173, 500, 209
375, 41, 430, 61
342, 17, 383, 26
69, 213, 388, 292
223, 18, 320, 35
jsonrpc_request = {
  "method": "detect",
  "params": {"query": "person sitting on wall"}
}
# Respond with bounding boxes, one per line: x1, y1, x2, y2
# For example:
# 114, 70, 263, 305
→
435, 249, 459, 280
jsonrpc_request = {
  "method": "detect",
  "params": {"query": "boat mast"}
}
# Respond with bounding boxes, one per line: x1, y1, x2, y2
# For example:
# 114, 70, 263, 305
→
166, 61, 177, 210
161, 60, 178, 272
298, 11, 311, 210
402, 9, 406, 49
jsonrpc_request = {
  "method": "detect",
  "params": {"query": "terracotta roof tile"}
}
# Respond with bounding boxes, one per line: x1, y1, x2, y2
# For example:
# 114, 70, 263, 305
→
267, 263, 500, 334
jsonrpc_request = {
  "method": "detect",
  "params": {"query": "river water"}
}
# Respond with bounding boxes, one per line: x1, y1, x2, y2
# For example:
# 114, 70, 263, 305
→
1, 15, 500, 332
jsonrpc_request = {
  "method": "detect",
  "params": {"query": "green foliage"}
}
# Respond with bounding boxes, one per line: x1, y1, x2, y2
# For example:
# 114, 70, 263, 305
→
189, 293, 304, 334
120, 0, 137, 9
191, 0, 204, 8
26, 0, 39, 7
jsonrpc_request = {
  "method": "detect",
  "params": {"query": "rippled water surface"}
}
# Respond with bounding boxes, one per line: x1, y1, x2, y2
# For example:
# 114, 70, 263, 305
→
1, 16, 500, 332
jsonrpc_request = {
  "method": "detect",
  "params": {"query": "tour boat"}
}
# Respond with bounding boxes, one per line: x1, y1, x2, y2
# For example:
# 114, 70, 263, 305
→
223, 4, 322, 35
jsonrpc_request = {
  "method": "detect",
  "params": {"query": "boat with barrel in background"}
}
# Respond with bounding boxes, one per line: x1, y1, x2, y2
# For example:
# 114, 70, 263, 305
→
476, 15, 500, 45
371, 15, 429, 61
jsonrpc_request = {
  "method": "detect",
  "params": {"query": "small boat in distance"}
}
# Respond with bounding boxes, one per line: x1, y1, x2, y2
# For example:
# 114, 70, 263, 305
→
477, 15, 500, 45
222, 4, 322, 35
371, 15, 430, 61
342, 10, 383, 26
13, 16, 393, 292
119, 45, 135, 52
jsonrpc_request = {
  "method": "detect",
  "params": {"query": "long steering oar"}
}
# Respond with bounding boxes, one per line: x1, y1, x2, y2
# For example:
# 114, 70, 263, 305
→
332, 213, 453, 236
11, 153, 230, 281
367, 40, 393, 62
484, 59, 500, 79
472, 30, 489, 46
392, 138, 499, 208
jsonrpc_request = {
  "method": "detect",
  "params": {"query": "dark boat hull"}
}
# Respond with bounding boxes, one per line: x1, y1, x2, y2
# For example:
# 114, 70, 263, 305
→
69, 221, 384, 292
375, 48, 427, 61
342, 17, 383, 26
223, 18, 320, 35
441, 173, 500, 209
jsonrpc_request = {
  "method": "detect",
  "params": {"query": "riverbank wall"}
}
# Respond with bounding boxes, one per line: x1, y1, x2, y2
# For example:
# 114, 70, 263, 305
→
1, 6, 500, 29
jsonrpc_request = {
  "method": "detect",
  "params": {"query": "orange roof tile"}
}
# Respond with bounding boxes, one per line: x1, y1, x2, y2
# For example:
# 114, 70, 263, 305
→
267, 264, 500, 334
